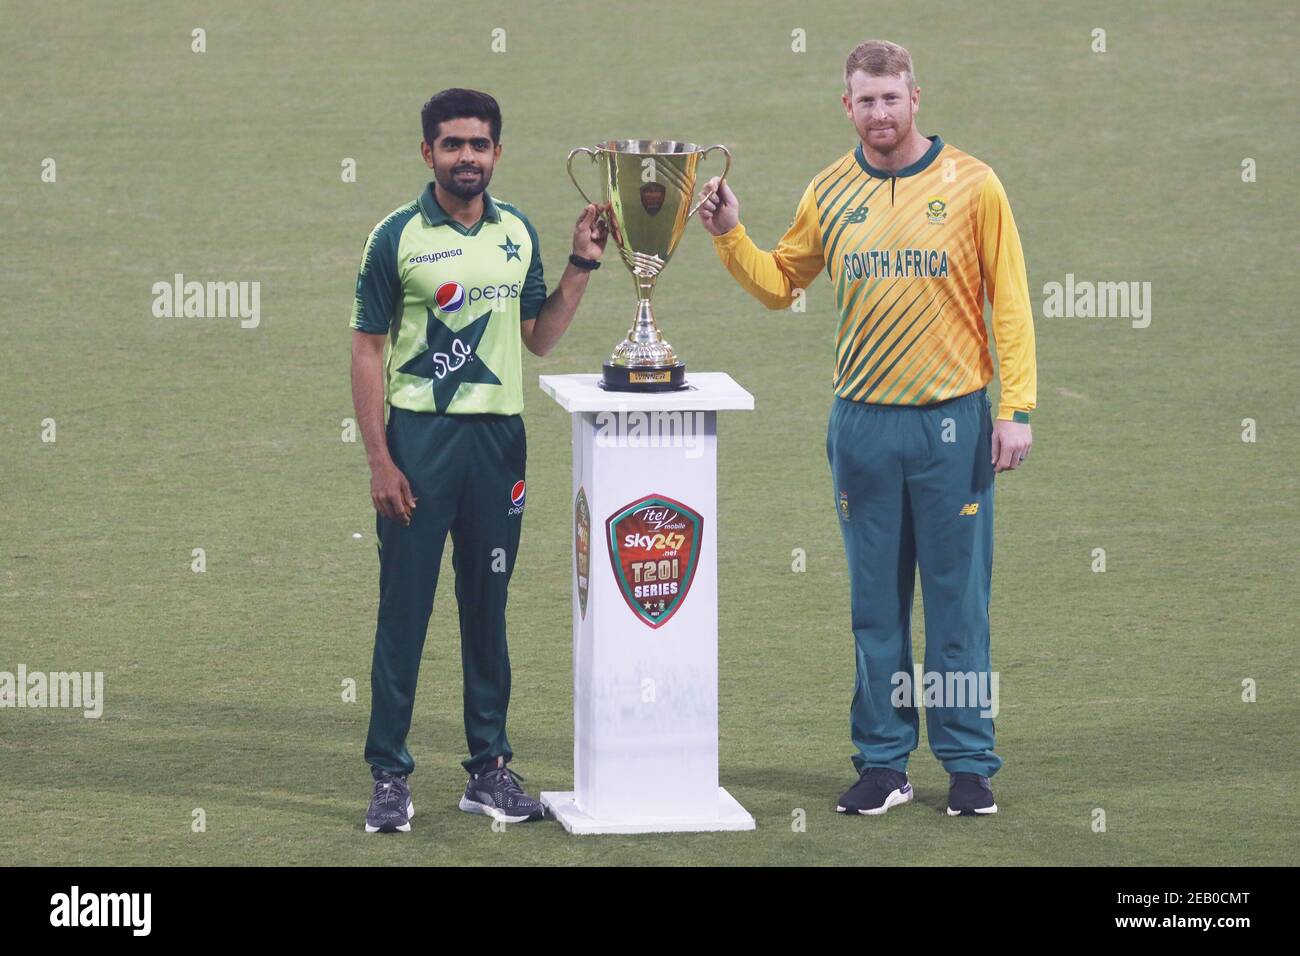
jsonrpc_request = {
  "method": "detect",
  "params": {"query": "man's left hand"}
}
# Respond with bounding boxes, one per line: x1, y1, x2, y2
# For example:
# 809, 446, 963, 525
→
572, 203, 610, 260
991, 419, 1032, 473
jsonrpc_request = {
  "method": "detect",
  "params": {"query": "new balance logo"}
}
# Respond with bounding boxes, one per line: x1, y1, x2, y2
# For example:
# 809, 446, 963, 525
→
958, 503, 979, 516
840, 204, 869, 224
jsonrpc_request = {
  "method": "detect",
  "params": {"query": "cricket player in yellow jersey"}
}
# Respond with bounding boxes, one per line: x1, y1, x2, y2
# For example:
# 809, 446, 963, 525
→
698, 40, 1036, 817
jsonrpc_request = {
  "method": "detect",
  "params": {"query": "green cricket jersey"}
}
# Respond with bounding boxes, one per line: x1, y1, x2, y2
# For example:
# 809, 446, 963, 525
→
350, 183, 546, 415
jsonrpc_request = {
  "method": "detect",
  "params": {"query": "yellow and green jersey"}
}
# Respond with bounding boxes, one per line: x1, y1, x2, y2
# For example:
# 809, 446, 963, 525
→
350, 184, 546, 415
711, 136, 1036, 421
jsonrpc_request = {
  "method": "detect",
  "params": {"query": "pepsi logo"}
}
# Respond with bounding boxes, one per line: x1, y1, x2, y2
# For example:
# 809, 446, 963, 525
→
510, 480, 526, 507
434, 281, 465, 313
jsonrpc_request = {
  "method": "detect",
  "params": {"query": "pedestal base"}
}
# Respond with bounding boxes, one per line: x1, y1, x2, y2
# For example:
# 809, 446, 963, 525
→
540, 787, 756, 835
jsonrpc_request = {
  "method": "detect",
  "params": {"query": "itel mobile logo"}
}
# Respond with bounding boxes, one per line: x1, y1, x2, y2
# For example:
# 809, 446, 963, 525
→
508, 479, 526, 515
632, 506, 686, 533
606, 494, 702, 628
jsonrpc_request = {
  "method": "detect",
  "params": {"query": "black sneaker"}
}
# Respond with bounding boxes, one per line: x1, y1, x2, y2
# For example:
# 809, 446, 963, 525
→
836, 767, 913, 816
365, 771, 414, 833
459, 757, 546, 823
946, 772, 998, 816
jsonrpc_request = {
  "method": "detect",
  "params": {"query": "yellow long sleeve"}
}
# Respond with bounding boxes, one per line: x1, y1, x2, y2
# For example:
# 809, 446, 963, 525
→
976, 171, 1037, 421
707, 143, 1037, 416
709, 181, 825, 310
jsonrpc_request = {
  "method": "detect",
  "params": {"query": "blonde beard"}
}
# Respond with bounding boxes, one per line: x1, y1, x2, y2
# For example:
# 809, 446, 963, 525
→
859, 117, 913, 158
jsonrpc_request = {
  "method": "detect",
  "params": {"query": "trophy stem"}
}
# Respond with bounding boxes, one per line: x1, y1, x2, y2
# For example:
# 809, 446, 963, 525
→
627, 298, 663, 347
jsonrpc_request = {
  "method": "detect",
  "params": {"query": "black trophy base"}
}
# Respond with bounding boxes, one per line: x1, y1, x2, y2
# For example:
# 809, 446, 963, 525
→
601, 361, 688, 392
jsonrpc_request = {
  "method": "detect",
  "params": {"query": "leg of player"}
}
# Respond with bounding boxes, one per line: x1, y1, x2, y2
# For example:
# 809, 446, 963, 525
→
363, 409, 459, 833
448, 414, 546, 824
827, 397, 920, 816
907, 389, 1002, 817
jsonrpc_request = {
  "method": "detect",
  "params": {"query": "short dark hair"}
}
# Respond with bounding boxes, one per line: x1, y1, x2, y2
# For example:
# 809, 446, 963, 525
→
421, 88, 502, 145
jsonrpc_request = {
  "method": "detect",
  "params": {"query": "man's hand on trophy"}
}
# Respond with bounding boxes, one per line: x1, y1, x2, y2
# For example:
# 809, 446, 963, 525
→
697, 177, 739, 237
572, 203, 610, 260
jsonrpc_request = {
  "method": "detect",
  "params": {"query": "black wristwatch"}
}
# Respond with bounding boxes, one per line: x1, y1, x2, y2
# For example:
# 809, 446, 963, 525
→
569, 253, 600, 271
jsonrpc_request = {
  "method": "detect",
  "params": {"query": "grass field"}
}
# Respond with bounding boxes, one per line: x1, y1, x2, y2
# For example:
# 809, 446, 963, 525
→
1, 0, 1296, 866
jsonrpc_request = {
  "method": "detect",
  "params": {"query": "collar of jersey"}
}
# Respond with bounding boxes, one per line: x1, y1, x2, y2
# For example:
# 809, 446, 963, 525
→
418, 182, 502, 234
854, 134, 944, 179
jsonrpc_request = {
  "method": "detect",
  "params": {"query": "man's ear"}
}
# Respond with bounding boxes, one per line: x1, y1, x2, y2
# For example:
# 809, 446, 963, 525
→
421, 139, 434, 168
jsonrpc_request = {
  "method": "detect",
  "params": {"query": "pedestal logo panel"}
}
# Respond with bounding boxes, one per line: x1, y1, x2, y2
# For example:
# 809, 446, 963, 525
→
605, 494, 703, 629
575, 486, 591, 619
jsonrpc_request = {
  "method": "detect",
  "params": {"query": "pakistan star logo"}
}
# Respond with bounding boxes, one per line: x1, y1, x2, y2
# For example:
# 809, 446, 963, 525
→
499, 237, 521, 262
397, 307, 500, 412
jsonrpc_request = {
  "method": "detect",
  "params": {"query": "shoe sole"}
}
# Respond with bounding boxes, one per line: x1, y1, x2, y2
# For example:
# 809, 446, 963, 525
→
458, 795, 544, 823
837, 785, 913, 816
946, 803, 998, 816
365, 799, 414, 833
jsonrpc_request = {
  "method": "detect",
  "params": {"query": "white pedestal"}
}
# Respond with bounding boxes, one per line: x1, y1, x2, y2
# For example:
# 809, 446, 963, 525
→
538, 373, 756, 834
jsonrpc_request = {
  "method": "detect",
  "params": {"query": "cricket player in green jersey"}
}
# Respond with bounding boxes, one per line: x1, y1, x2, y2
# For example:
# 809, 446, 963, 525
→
350, 88, 608, 831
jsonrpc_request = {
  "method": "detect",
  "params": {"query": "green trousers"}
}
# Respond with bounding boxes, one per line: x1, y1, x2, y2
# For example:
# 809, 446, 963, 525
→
827, 388, 1003, 778
364, 407, 526, 777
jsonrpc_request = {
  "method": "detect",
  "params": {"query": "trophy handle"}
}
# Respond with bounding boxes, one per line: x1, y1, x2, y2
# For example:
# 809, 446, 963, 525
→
566, 146, 601, 207
687, 144, 733, 219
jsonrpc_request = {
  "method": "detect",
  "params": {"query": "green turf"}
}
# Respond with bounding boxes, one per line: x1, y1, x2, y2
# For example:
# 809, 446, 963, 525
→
1, 0, 1296, 866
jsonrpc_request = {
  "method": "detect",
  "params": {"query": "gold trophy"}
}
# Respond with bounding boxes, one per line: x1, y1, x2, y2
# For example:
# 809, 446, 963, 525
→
566, 139, 731, 391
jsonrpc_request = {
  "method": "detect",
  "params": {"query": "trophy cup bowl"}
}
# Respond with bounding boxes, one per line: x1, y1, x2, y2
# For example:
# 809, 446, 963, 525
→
566, 139, 731, 391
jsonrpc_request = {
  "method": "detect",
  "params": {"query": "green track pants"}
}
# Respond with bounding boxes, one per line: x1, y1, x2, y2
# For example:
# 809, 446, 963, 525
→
827, 387, 1003, 779
364, 407, 526, 777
